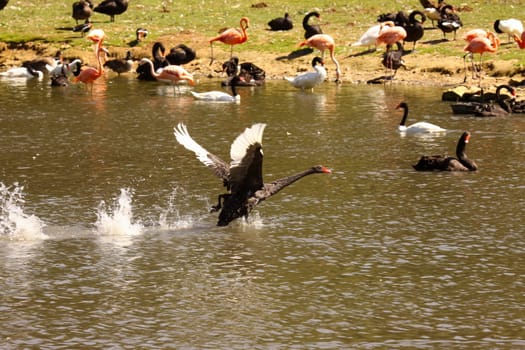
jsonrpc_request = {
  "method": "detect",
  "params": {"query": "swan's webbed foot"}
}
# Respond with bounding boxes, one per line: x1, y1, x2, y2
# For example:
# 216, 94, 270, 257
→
210, 193, 229, 213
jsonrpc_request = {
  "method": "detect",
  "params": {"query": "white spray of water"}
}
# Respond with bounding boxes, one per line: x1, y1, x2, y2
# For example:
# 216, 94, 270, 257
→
0, 182, 47, 240
158, 187, 199, 230
94, 188, 143, 237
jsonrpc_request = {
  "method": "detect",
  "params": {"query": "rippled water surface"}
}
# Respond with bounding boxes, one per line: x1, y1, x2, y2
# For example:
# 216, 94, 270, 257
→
1, 75, 524, 349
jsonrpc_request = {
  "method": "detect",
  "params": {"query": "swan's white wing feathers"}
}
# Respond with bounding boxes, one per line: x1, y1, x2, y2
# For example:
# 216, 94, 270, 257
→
174, 123, 231, 184
230, 123, 266, 167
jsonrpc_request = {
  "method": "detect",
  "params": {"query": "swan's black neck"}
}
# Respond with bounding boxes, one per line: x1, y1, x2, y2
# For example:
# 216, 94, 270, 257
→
399, 104, 409, 126
303, 12, 318, 29
456, 132, 478, 170
496, 85, 514, 112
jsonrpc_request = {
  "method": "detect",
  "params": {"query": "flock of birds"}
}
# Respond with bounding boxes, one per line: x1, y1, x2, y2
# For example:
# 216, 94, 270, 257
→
0, 1, 523, 225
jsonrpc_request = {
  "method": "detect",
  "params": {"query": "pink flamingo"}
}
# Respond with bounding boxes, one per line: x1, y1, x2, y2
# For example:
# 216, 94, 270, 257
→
512, 32, 525, 49
73, 29, 106, 92
463, 32, 499, 86
376, 21, 407, 47
209, 17, 249, 65
299, 34, 341, 82
138, 58, 195, 86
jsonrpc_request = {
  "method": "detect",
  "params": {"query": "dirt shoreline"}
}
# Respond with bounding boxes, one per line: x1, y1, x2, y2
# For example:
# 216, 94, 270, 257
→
1, 32, 524, 89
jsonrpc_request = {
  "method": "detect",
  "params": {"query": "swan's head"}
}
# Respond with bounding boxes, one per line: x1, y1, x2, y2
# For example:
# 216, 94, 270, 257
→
313, 165, 332, 174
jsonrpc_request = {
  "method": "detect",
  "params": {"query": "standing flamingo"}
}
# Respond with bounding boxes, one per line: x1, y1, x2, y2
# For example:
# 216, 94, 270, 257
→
512, 32, 525, 49
299, 34, 341, 82
463, 32, 499, 86
73, 29, 106, 92
209, 17, 249, 65
376, 21, 407, 48
138, 58, 195, 86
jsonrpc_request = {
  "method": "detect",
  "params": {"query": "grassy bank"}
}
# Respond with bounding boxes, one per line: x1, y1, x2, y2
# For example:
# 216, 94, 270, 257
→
0, 0, 524, 83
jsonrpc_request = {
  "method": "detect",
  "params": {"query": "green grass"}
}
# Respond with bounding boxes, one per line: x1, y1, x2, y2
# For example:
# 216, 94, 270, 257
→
0, 0, 524, 65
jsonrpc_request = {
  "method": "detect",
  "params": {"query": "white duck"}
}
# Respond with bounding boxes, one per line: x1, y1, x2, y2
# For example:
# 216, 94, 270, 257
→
285, 56, 327, 91
396, 102, 446, 133
0, 66, 43, 79
190, 75, 241, 103
351, 24, 381, 51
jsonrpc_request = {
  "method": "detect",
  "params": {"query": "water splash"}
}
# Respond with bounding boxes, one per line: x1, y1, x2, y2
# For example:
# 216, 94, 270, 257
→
94, 188, 142, 237
0, 182, 47, 240
158, 187, 200, 230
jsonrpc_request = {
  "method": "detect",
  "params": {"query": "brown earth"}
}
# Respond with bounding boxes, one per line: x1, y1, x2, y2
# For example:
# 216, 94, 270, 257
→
1, 29, 525, 89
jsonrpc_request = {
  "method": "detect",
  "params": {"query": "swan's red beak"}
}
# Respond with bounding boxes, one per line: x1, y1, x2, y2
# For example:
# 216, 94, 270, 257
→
465, 134, 471, 143
321, 166, 332, 174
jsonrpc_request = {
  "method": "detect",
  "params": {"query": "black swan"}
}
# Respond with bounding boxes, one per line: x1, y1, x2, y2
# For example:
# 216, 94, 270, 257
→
94, 0, 128, 22
72, 0, 93, 24
221, 56, 265, 86
413, 131, 478, 171
0, 0, 9, 10
437, 5, 462, 40
174, 123, 331, 226
382, 42, 406, 78
403, 10, 426, 50
136, 42, 168, 81
268, 12, 293, 31
165, 44, 196, 65
103, 50, 133, 75
303, 11, 323, 39
450, 85, 515, 116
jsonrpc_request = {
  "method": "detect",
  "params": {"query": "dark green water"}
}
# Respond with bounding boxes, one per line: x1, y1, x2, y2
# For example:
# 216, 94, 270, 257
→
1, 75, 524, 349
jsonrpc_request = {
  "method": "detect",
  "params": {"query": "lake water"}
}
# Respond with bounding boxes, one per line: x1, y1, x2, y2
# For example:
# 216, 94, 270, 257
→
1, 74, 524, 349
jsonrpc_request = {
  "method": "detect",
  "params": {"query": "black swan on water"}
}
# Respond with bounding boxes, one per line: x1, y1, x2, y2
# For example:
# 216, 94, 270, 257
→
303, 11, 323, 39
413, 131, 478, 171
174, 123, 332, 226
268, 12, 293, 31
94, 0, 128, 22
450, 85, 515, 116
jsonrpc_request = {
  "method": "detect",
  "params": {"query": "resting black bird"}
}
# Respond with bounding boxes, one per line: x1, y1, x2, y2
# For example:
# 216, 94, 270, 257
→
450, 85, 515, 116
94, 0, 128, 22
221, 56, 265, 86
174, 123, 331, 226
136, 42, 168, 81
413, 131, 478, 171
0, 0, 9, 10
72, 0, 93, 24
303, 11, 323, 39
437, 5, 462, 40
268, 12, 293, 31
165, 44, 196, 65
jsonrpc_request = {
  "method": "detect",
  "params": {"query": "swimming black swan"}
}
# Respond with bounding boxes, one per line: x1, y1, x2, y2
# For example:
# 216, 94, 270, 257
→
174, 123, 332, 226
166, 44, 196, 65
303, 11, 323, 39
413, 131, 478, 171
94, 0, 128, 22
221, 56, 265, 86
450, 85, 515, 116
268, 12, 293, 31
104, 50, 133, 75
